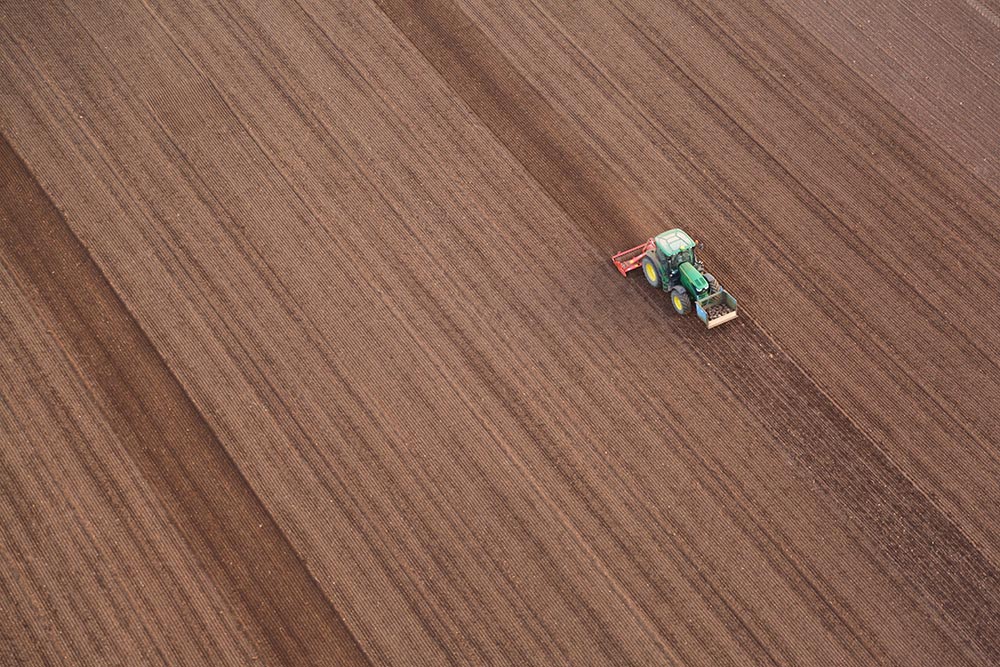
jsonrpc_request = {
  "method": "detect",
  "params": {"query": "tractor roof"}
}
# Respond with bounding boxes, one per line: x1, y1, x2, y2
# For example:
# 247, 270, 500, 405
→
654, 229, 696, 257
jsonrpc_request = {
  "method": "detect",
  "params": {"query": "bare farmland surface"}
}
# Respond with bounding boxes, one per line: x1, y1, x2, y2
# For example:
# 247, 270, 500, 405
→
777, 0, 1000, 189
1, 0, 999, 665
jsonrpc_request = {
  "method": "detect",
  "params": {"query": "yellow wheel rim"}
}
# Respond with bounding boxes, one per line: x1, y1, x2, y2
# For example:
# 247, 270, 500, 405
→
644, 263, 656, 282
673, 295, 682, 311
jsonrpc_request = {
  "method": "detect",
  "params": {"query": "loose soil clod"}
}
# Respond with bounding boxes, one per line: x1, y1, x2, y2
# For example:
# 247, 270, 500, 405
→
706, 304, 734, 319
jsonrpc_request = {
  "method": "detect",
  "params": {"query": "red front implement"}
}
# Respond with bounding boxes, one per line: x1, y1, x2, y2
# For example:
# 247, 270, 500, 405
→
611, 239, 654, 276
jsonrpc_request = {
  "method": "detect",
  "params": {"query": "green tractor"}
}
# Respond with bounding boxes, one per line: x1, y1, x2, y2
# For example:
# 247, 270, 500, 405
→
612, 228, 738, 329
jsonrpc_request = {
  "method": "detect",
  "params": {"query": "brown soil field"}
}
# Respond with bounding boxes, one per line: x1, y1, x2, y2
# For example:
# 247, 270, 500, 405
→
1, 0, 999, 665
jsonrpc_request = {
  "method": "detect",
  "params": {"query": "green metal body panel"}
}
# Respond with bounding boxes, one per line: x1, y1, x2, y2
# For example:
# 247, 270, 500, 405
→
645, 250, 708, 297
678, 261, 708, 296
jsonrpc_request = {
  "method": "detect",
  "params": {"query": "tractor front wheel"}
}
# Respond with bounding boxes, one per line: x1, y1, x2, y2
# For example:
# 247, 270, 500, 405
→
670, 287, 692, 315
641, 256, 663, 289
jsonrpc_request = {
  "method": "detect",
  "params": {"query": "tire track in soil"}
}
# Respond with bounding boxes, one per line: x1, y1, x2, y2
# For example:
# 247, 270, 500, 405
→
684, 321, 1000, 664
373, 0, 1000, 662
0, 133, 369, 667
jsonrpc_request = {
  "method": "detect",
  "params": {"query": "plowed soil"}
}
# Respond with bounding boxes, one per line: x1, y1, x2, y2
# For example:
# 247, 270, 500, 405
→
2, 0, 999, 665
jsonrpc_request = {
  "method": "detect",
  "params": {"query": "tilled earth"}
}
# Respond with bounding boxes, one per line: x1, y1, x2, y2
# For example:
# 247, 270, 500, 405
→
2, 0, 999, 665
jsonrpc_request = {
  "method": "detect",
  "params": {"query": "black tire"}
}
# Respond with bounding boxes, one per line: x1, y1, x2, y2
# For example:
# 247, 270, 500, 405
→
641, 255, 663, 289
670, 286, 692, 315
702, 272, 720, 294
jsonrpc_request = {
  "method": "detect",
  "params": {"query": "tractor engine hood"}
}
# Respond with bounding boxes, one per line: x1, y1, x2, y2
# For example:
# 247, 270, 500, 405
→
678, 261, 708, 293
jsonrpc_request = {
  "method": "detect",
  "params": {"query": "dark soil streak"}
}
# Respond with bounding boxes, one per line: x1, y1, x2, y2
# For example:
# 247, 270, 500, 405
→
372, 0, 643, 247
0, 134, 370, 667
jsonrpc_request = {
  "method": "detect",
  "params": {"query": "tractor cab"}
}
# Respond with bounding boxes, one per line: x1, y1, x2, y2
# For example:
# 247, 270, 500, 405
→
653, 229, 701, 279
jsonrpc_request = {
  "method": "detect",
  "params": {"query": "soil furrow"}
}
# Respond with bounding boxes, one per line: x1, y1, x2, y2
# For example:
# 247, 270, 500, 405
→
4, 0, 1000, 663
374, 2, 1000, 661
0, 133, 369, 667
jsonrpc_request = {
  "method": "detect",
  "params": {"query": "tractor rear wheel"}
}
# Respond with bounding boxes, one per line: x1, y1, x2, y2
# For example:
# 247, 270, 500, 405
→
670, 287, 692, 315
703, 272, 720, 294
641, 255, 663, 289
